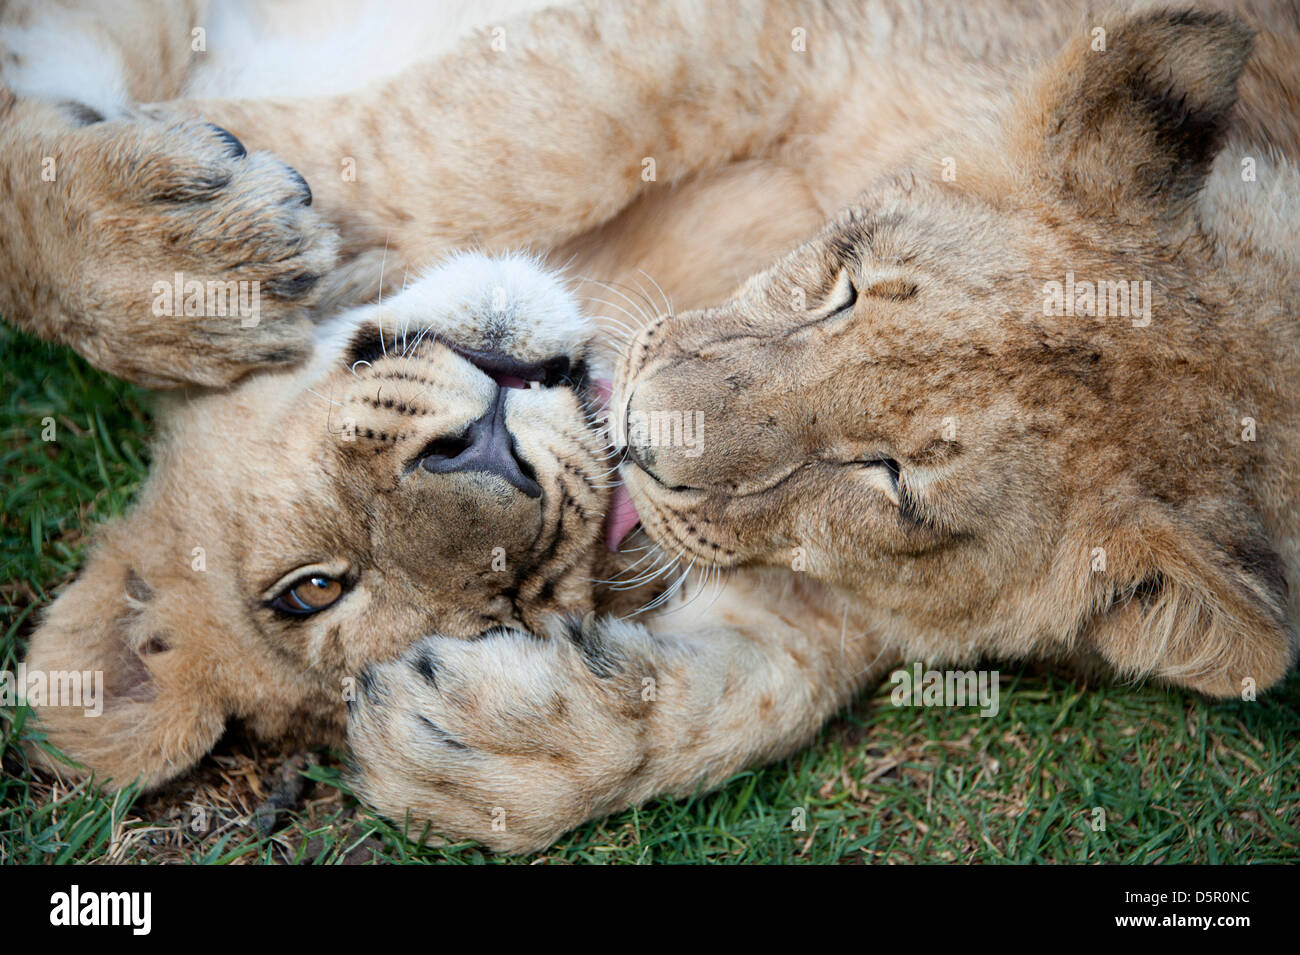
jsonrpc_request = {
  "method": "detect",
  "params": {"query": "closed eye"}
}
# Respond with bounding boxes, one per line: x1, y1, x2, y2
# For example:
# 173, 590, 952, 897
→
823, 268, 858, 316
857, 457, 900, 505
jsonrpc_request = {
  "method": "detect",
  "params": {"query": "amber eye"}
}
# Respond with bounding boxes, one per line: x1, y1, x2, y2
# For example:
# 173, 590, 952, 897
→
270, 575, 344, 617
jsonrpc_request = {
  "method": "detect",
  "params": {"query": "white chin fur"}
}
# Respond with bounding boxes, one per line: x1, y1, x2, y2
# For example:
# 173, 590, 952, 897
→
311, 250, 599, 378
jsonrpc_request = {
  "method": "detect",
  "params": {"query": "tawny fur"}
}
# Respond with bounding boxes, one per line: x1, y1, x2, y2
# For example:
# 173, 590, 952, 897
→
614, 2, 1300, 703
6, 0, 1297, 852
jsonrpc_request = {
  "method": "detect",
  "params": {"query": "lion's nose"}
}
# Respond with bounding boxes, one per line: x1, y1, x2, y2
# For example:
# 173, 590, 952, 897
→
622, 353, 802, 494
420, 388, 541, 497
622, 380, 717, 491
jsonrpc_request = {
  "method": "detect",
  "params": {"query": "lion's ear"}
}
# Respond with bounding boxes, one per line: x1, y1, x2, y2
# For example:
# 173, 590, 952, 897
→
1082, 504, 1294, 698
1019, 8, 1251, 220
22, 518, 228, 788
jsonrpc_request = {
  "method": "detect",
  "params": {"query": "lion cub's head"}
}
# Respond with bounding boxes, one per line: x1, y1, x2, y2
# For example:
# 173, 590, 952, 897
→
26, 252, 631, 787
614, 9, 1300, 696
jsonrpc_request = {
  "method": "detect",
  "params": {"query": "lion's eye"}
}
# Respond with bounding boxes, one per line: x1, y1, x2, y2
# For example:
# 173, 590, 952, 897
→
270, 575, 344, 616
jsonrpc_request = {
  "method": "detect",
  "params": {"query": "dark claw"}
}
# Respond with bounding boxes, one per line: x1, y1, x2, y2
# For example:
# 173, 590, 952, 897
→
206, 123, 247, 159
285, 165, 313, 206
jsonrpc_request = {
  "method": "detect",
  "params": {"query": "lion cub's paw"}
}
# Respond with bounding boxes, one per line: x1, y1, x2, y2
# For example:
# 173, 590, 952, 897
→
347, 625, 657, 854
24, 107, 339, 387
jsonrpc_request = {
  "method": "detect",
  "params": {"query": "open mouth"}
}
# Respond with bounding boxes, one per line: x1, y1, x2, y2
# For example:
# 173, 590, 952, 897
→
345, 326, 580, 391
370, 339, 591, 499
447, 347, 642, 548
448, 343, 574, 390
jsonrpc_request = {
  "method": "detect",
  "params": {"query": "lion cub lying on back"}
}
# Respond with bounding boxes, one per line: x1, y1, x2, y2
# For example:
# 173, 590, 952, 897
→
29, 245, 863, 853
361, 3, 1300, 849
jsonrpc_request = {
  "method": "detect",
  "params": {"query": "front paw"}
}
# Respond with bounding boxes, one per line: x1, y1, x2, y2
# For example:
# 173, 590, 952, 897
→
8, 103, 338, 387
347, 624, 658, 854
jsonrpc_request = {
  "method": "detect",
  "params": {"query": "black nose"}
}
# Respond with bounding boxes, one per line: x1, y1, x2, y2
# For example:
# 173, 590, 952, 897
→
420, 388, 541, 497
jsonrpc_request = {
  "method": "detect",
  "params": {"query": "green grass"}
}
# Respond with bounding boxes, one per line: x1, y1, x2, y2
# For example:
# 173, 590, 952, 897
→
2, 324, 1298, 864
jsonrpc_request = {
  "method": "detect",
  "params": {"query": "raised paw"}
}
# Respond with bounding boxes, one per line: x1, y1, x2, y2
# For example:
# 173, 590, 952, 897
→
1, 100, 339, 387
347, 623, 664, 854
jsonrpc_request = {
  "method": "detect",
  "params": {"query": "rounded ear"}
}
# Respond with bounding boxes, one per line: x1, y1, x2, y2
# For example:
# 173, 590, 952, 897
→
1081, 505, 1295, 698
1013, 7, 1252, 220
22, 519, 228, 789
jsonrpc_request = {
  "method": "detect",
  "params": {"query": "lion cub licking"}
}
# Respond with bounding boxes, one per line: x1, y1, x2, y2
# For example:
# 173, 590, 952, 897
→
14, 0, 1300, 855
613, 10, 1300, 701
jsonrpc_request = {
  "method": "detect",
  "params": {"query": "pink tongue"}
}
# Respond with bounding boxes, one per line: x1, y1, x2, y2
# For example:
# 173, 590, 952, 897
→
592, 376, 641, 550
605, 481, 640, 552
